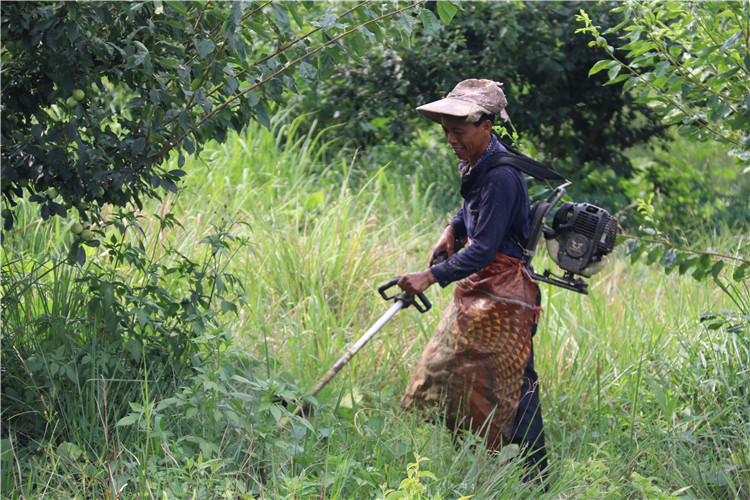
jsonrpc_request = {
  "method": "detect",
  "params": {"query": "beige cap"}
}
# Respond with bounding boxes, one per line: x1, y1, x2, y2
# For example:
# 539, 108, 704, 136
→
416, 78, 510, 124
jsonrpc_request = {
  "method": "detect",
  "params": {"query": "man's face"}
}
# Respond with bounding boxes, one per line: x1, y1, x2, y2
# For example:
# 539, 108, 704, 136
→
440, 115, 492, 166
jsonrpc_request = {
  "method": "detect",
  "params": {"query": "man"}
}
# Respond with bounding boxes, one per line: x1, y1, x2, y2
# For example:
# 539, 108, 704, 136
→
397, 79, 548, 480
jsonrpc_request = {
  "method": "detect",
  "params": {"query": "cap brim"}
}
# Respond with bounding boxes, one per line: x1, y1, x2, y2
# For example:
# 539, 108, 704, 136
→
417, 98, 511, 124
416, 98, 485, 124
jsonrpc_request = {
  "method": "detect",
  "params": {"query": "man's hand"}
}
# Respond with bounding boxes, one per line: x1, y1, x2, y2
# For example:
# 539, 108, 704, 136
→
398, 270, 436, 296
429, 224, 456, 267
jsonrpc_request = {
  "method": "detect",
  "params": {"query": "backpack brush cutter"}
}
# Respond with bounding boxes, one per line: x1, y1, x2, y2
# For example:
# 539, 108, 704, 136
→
523, 181, 619, 294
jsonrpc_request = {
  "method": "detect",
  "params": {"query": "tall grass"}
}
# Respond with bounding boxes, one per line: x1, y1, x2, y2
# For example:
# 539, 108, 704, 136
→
2, 112, 748, 499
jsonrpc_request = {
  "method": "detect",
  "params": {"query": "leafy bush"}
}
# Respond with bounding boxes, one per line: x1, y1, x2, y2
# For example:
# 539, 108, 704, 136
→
575, 0, 750, 229
0, 201, 247, 462
579, 0, 750, 162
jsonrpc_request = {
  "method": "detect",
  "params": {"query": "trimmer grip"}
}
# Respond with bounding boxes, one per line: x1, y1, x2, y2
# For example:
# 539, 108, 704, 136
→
430, 251, 449, 266
412, 292, 431, 313
378, 278, 400, 300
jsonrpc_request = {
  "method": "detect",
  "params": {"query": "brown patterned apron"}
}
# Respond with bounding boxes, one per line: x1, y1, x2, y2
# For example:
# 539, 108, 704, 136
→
400, 253, 540, 449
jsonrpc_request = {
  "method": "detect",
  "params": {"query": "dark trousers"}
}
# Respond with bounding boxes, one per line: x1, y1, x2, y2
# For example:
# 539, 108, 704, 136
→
510, 288, 547, 473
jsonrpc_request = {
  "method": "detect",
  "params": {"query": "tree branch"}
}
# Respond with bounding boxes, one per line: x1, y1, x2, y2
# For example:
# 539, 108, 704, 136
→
155, 1, 375, 158
618, 233, 750, 265
154, 1, 423, 161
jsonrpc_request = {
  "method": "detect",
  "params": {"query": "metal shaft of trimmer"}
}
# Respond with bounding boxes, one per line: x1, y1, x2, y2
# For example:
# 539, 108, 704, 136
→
278, 300, 404, 428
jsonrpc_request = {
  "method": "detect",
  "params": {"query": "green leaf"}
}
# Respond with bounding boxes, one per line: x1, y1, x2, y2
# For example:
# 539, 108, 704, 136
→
196, 39, 215, 59
126, 338, 142, 362
57, 442, 83, 461
698, 253, 711, 272
589, 59, 615, 77
135, 308, 150, 329
654, 60, 671, 77
645, 245, 663, 265
131, 136, 146, 155
629, 242, 646, 263
436, 1, 458, 25
76, 245, 86, 266
733, 262, 748, 281
270, 404, 282, 422
397, 11, 416, 36
629, 25, 643, 42
660, 248, 677, 268
245, 20, 274, 41
133, 39, 148, 53
357, 25, 376, 44
605, 73, 630, 86
711, 260, 724, 279
179, 109, 192, 131
65, 20, 79, 44
722, 29, 742, 51
297, 415, 317, 437
652, 75, 669, 88
298, 61, 317, 84
347, 30, 366, 58
419, 9, 441, 37
315, 13, 347, 31
254, 100, 270, 128
607, 61, 622, 81
116, 414, 140, 427
677, 256, 696, 275
157, 57, 182, 71
101, 281, 115, 308
270, 3, 290, 33
165, 1, 187, 16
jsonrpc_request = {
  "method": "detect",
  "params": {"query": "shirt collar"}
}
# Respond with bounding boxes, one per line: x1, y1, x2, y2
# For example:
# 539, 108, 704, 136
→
459, 134, 507, 177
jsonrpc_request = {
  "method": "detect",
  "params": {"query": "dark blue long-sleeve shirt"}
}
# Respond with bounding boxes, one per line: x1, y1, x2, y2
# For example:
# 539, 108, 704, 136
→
430, 135, 531, 288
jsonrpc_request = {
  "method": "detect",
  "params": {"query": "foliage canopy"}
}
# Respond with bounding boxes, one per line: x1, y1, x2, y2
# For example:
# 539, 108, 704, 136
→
0, 0, 434, 244
297, 1, 668, 180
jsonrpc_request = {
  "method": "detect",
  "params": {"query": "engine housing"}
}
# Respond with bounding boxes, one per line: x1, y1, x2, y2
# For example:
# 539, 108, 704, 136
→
548, 202, 617, 275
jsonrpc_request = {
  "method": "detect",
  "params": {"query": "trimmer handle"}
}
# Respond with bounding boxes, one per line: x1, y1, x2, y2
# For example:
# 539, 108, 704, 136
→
378, 279, 432, 313
431, 251, 449, 266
